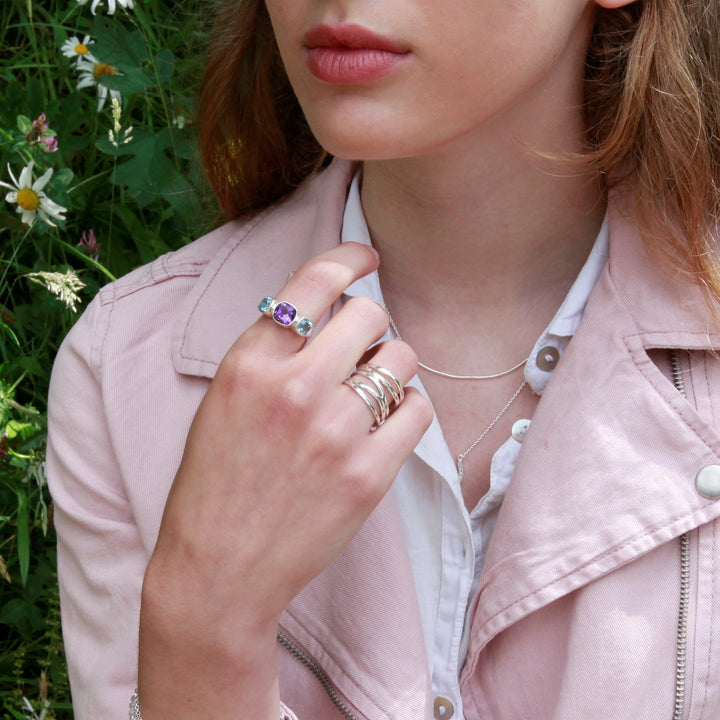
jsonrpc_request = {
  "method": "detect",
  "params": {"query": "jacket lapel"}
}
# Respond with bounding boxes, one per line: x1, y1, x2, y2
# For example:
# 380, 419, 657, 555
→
171, 159, 355, 378
464, 192, 720, 667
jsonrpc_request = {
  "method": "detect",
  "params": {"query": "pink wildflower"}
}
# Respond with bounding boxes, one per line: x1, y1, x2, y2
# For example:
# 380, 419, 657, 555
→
41, 136, 58, 153
77, 229, 101, 261
26, 113, 58, 152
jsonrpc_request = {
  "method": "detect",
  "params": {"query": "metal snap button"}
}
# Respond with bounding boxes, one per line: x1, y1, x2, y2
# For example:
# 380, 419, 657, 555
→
512, 418, 531, 443
536, 345, 560, 372
434, 696, 455, 720
696, 464, 720, 499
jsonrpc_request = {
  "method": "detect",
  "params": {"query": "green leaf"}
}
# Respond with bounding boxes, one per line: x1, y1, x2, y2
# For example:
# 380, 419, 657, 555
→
14, 487, 29, 587
92, 17, 149, 69
51, 168, 74, 189
16, 114, 32, 134
0, 597, 44, 635
5, 421, 35, 441
155, 48, 175, 85
101, 67, 158, 95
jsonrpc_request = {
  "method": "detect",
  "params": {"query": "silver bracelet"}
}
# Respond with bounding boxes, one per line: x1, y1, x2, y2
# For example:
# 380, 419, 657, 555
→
130, 689, 290, 719
129, 689, 141, 720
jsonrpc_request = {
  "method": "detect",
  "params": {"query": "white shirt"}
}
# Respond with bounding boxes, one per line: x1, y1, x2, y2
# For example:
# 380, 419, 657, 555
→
341, 173, 609, 718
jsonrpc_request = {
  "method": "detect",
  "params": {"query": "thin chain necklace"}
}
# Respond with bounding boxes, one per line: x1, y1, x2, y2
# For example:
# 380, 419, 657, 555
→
385, 307, 528, 380
456, 379, 527, 482
384, 305, 529, 479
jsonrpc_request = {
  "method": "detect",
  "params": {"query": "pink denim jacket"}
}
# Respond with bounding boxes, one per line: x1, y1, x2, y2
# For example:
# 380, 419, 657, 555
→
48, 160, 720, 720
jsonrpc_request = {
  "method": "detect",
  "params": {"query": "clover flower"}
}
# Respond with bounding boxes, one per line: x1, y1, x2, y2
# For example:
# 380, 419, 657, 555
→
25, 270, 85, 313
0, 161, 67, 228
25, 113, 58, 152
76, 56, 122, 111
76, 0, 134, 15
61, 35, 95, 67
77, 229, 102, 261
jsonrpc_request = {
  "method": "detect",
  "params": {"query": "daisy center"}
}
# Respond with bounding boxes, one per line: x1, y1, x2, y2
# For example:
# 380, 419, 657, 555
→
75, 43, 89, 55
17, 188, 40, 211
93, 63, 116, 79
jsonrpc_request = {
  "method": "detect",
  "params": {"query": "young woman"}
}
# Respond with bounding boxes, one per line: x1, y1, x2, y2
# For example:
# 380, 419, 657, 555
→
48, 1, 720, 719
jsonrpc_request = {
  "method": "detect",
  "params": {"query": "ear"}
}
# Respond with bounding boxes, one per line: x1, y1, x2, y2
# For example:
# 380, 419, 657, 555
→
593, 0, 637, 7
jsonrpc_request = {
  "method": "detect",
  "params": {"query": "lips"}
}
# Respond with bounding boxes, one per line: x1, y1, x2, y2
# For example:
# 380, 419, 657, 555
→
303, 24, 410, 83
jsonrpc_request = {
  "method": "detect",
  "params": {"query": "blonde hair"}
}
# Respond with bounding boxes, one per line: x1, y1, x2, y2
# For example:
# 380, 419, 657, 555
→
586, 1, 720, 303
198, 1, 720, 304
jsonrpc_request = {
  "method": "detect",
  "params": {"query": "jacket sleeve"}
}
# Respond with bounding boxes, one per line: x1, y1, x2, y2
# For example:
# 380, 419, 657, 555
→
47, 296, 147, 719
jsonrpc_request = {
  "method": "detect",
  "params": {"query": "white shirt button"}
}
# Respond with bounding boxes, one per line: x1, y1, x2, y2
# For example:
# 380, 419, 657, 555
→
536, 346, 560, 371
434, 697, 455, 720
696, 465, 720, 498
512, 418, 531, 443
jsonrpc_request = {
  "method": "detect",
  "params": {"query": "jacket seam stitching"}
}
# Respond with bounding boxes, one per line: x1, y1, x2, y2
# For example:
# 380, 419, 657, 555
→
177, 213, 267, 364
481, 509, 711, 631
624, 334, 720, 458
702, 353, 715, 428
699, 522, 716, 718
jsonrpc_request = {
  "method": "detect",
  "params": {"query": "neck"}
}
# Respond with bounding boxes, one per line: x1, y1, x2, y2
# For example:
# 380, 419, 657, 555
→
363, 151, 604, 306
359, 133, 606, 368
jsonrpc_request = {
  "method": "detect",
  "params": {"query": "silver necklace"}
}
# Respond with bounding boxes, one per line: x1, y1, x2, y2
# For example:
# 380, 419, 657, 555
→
456, 379, 527, 482
384, 306, 528, 479
385, 308, 528, 380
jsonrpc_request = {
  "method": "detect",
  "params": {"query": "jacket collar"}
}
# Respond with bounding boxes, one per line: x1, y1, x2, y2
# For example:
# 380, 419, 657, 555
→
173, 164, 719, 378
463, 191, 720, 670
171, 159, 356, 379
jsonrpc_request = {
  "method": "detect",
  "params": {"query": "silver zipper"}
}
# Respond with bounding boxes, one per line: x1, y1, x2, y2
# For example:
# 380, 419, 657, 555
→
670, 349, 691, 720
277, 629, 362, 720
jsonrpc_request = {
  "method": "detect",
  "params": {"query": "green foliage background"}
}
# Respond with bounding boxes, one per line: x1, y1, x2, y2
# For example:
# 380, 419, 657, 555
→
0, 1, 215, 716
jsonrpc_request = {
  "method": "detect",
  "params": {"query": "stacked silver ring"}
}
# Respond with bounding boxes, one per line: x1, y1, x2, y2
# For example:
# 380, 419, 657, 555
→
343, 363, 405, 430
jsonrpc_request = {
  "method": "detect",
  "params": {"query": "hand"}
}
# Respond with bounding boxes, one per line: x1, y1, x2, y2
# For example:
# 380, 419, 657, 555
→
138, 241, 433, 719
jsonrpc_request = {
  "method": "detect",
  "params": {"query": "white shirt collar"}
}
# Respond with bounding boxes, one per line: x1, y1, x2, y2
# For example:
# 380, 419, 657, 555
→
341, 170, 609, 396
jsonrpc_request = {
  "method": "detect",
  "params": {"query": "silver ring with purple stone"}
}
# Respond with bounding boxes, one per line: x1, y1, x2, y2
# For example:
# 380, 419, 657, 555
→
258, 296, 314, 338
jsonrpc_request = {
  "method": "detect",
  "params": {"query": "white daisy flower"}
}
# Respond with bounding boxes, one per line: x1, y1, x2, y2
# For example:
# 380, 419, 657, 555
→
61, 35, 95, 66
76, 0, 134, 15
76, 56, 122, 112
0, 161, 67, 228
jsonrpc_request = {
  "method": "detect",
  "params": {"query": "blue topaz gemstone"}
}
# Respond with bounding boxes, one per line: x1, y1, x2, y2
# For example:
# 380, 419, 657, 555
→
296, 317, 314, 337
258, 296, 273, 313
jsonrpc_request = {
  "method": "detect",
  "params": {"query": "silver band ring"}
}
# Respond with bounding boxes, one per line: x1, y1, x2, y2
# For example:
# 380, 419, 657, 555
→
258, 296, 314, 338
344, 363, 405, 430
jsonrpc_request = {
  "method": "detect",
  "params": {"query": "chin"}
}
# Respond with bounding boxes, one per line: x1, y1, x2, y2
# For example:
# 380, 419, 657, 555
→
309, 124, 425, 162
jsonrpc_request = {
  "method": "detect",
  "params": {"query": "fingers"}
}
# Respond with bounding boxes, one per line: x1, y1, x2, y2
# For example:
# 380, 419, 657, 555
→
246, 242, 380, 354
343, 387, 434, 502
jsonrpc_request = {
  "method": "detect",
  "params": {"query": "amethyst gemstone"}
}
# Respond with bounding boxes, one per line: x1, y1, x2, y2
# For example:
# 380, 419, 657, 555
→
273, 301, 297, 326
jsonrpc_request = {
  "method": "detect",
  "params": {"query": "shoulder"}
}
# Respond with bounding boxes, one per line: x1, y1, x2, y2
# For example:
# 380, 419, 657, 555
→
95, 219, 245, 307
58, 159, 356, 378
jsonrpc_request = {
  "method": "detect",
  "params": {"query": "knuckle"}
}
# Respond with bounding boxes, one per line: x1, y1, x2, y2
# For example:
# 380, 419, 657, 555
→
344, 296, 389, 332
216, 347, 265, 393
298, 257, 350, 293
267, 373, 315, 420
383, 337, 419, 366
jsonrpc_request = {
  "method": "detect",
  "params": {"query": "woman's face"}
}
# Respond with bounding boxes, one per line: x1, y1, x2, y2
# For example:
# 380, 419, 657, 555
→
264, 0, 613, 161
